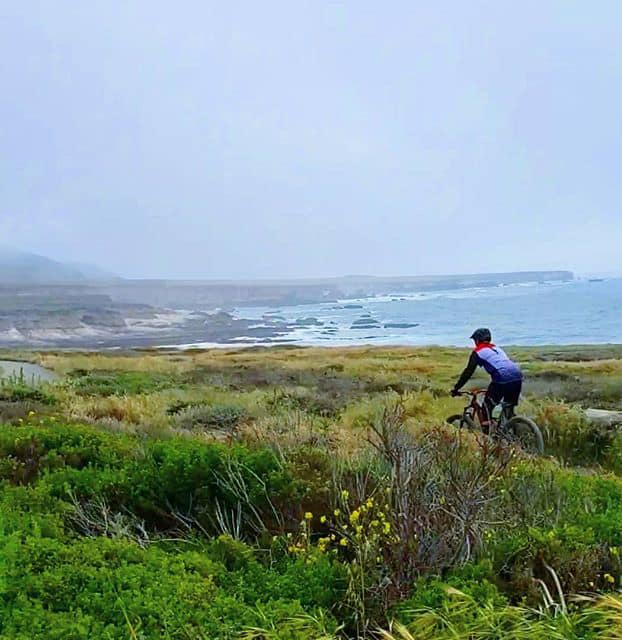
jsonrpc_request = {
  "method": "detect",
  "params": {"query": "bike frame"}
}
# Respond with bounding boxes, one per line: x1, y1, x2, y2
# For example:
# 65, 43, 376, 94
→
459, 389, 514, 434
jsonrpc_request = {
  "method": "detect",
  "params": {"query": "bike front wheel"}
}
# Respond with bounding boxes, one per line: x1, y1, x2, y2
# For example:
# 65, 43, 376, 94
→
506, 416, 544, 455
447, 414, 477, 431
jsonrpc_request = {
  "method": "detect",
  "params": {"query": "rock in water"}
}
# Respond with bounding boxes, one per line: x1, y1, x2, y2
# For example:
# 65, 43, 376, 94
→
384, 322, 419, 329
351, 315, 382, 329
295, 317, 323, 326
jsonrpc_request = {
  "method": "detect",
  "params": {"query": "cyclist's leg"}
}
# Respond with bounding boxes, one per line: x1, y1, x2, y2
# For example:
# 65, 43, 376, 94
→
484, 383, 503, 432
502, 380, 522, 418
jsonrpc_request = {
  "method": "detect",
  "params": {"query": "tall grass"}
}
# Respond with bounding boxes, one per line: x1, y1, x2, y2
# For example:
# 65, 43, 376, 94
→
381, 589, 622, 640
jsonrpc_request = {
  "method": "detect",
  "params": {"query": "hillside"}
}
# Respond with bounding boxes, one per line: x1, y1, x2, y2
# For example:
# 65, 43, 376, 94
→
0, 269, 573, 310
0, 247, 116, 283
1, 345, 622, 637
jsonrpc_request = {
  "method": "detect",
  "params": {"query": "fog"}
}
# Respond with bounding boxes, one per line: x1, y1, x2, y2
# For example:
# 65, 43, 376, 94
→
1, 2, 621, 279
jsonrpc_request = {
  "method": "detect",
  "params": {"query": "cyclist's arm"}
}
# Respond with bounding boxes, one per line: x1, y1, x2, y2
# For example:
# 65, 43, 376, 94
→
453, 352, 479, 391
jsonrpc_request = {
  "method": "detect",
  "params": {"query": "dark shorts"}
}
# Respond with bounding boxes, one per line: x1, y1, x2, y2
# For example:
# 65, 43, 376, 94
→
486, 380, 523, 408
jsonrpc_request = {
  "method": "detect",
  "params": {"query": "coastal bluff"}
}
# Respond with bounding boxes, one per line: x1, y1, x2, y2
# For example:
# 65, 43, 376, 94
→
7, 270, 571, 309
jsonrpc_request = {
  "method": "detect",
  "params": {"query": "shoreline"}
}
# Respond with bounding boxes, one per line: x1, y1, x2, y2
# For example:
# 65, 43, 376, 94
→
3, 343, 622, 357
1, 277, 618, 350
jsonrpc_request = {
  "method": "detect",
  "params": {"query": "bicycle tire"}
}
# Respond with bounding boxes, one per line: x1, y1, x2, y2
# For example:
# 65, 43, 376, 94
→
447, 414, 477, 430
507, 416, 544, 455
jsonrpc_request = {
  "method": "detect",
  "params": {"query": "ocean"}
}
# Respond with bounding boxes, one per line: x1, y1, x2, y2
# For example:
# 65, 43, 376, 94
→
221, 278, 622, 348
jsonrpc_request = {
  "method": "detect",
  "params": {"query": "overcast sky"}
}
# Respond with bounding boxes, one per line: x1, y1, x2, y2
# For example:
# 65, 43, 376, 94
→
1, 2, 620, 279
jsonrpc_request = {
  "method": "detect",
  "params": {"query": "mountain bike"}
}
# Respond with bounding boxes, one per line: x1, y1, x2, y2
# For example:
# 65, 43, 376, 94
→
447, 388, 544, 455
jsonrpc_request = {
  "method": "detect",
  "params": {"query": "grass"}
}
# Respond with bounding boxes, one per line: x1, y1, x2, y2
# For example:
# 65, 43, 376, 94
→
2, 344, 622, 637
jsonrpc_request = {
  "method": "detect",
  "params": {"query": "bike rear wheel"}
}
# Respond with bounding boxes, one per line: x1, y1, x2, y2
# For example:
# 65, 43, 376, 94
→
506, 416, 544, 455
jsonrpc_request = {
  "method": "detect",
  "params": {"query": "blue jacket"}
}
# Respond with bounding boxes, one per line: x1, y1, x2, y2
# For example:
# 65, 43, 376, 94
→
455, 343, 523, 389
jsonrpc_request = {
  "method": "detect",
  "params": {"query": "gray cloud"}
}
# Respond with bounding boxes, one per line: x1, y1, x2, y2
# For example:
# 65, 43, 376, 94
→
1, 1, 620, 278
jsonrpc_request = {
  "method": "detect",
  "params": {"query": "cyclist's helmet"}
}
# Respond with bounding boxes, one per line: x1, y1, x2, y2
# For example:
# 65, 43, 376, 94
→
470, 328, 492, 343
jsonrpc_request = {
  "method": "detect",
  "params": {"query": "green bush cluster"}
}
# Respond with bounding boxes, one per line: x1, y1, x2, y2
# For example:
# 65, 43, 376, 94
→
171, 402, 247, 432
66, 370, 180, 397
0, 529, 344, 639
0, 422, 345, 639
0, 378, 56, 404
488, 462, 622, 595
0, 422, 311, 537
2, 420, 620, 634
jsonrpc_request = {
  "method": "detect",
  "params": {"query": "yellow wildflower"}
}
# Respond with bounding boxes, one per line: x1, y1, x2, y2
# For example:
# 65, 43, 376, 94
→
304, 512, 313, 520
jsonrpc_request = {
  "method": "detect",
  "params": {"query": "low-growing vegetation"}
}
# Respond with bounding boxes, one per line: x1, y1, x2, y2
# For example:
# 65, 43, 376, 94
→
1, 344, 622, 638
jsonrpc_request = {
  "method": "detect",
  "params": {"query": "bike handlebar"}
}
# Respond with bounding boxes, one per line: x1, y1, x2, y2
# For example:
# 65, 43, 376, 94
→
454, 388, 488, 397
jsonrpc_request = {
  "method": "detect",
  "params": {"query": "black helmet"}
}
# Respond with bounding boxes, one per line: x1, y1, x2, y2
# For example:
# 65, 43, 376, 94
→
470, 328, 492, 343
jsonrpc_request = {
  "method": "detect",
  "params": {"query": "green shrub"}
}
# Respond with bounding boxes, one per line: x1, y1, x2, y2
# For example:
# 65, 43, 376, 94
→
0, 483, 67, 539
265, 388, 346, 417
394, 562, 504, 614
66, 370, 178, 397
0, 379, 56, 405
0, 422, 138, 485
0, 422, 305, 537
0, 532, 343, 640
489, 464, 622, 595
605, 432, 622, 475
0, 422, 308, 536
172, 403, 247, 432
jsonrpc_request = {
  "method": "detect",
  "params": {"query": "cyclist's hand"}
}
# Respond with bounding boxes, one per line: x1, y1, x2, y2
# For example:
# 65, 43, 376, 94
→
450, 388, 460, 397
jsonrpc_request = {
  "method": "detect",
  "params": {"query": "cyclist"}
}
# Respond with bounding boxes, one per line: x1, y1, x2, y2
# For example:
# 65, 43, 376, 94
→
451, 328, 523, 427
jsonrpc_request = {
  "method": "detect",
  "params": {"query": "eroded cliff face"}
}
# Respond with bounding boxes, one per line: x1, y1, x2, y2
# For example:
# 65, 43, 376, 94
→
0, 291, 290, 348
